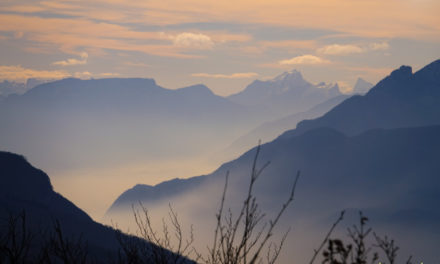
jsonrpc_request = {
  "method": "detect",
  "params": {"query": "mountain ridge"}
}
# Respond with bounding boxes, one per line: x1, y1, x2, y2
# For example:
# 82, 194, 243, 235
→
281, 59, 440, 138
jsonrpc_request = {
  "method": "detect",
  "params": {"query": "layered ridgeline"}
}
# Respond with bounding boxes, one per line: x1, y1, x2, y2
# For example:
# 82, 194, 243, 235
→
107, 59, 440, 262
221, 74, 372, 157
0, 78, 249, 171
286, 60, 440, 137
0, 151, 193, 263
0, 71, 342, 174
224, 94, 349, 155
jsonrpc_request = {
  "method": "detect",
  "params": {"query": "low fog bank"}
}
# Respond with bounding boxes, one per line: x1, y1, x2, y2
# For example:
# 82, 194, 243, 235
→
105, 177, 439, 263
49, 156, 223, 220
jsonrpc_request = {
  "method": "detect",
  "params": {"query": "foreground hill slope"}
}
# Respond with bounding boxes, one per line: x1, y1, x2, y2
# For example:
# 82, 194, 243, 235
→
0, 151, 191, 263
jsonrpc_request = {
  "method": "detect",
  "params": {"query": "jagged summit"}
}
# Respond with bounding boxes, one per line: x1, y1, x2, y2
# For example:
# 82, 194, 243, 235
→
227, 69, 341, 116
272, 69, 303, 82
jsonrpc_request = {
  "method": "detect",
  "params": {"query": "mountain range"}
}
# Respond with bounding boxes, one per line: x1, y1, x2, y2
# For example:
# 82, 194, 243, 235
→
106, 59, 440, 262
228, 70, 342, 119
0, 78, 250, 171
223, 94, 350, 156
0, 70, 347, 208
287, 61, 440, 137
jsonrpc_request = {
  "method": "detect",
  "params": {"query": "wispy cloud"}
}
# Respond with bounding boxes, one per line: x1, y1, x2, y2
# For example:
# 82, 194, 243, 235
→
123, 61, 151, 68
191, 72, 258, 79
369, 42, 390, 51
73, 71, 120, 79
259, 40, 318, 51
0, 65, 124, 82
73, 71, 92, 79
317, 44, 364, 55
336, 81, 352, 94
160, 32, 215, 49
14, 31, 24, 39
279, 55, 330, 65
0, 14, 200, 58
0, 65, 70, 81
53, 52, 88, 66
316, 42, 390, 55
99, 72, 120, 77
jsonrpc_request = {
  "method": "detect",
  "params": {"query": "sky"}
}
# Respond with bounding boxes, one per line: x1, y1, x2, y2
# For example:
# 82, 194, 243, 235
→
0, 0, 439, 96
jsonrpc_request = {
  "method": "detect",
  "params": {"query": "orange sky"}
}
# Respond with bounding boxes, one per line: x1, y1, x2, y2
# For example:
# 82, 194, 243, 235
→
0, 0, 439, 94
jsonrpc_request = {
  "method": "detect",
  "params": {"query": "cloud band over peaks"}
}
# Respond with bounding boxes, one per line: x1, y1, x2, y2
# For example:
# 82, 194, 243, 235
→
192, 72, 258, 79
279, 55, 330, 65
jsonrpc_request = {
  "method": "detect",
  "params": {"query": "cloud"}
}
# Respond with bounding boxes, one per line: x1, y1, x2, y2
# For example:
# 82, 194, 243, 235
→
337, 81, 352, 94
191, 72, 258, 79
73, 71, 92, 79
98, 72, 120, 77
72, 71, 121, 79
260, 40, 318, 50
317, 44, 364, 55
53, 52, 88, 66
369, 42, 390, 51
0, 14, 196, 58
0, 65, 123, 82
1, 0, 439, 44
172, 32, 214, 49
279, 55, 330, 65
14, 31, 24, 39
0, 65, 70, 82
123, 61, 151, 68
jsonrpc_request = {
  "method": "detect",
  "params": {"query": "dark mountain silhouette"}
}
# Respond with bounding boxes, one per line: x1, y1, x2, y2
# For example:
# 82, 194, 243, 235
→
107, 124, 440, 224
283, 59, 440, 137
228, 70, 342, 118
0, 151, 193, 262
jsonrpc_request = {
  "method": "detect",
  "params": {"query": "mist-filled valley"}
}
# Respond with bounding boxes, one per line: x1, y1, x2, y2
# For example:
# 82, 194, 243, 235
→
2, 58, 440, 263
1, 1, 440, 261
0, 70, 349, 218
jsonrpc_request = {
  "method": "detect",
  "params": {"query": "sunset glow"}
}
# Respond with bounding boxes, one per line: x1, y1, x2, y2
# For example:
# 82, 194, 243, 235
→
1, 0, 439, 95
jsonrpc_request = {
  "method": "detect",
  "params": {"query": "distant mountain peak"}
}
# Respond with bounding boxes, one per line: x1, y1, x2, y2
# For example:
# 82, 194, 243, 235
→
353, 78, 373, 94
272, 69, 303, 82
227, 68, 341, 115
